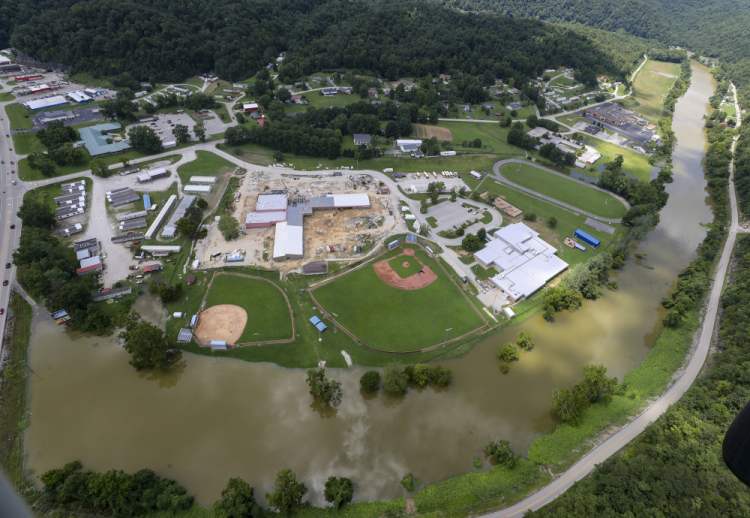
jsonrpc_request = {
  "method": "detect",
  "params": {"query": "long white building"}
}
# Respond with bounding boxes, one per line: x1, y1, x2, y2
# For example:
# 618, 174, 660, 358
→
145, 194, 176, 239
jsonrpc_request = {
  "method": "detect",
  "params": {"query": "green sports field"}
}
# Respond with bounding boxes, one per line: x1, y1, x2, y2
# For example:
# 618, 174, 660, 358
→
313, 245, 485, 351
632, 60, 681, 120
204, 273, 293, 343
499, 163, 627, 219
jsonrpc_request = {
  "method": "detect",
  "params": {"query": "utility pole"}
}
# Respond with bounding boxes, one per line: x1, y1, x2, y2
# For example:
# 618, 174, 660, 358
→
443, 327, 452, 347
254, 332, 260, 346
332, 312, 338, 333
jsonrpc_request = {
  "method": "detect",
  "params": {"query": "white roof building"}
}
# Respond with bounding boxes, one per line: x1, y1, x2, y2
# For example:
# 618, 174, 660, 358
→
272, 222, 304, 261
67, 90, 93, 103
79, 256, 102, 269
256, 194, 287, 212
25, 96, 68, 111
474, 222, 568, 302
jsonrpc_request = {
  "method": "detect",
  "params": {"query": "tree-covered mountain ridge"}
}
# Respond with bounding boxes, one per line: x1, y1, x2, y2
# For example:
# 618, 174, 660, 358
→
2, 0, 647, 83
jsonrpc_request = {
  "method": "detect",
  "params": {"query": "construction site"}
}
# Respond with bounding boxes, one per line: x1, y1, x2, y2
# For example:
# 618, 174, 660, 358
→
195, 171, 399, 272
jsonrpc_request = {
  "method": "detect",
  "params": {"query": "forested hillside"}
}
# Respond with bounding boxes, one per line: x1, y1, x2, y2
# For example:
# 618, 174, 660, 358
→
422, 0, 750, 101
2, 0, 641, 83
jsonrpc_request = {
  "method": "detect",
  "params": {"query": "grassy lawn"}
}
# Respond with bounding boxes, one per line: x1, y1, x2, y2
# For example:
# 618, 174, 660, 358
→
4, 104, 33, 130
499, 163, 627, 219
221, 141, 502, 174
460, 172, 486, 192
439, 121, 524, 156
12, 131, 46, 155
426, 216, 438, 228
69, 72, 113, 89
549, 76, 577, 87
484, 180, 622, 267
632, 60, 681, 120
0, 92, 15, 102
471, 263, 496, 280
721, 103, 737, 119
313, 245, 485, 351
586, 137, 653, 182
184, 77, 205, 89
388, 255, 423, 278
0, 295, 33, 491
176, 150, 235, 184
554, 113, 588, 127
203, 273, 293, 343
305, 92, 364, 110
479, 211, 492, 224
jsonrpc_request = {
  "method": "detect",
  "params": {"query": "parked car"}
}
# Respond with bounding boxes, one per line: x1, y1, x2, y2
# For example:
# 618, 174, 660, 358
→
132, 241, 140, 245
2, 280, 7, 286
0, 308, 5, 314
9, 224, 14, 229
5, 263, 10, 269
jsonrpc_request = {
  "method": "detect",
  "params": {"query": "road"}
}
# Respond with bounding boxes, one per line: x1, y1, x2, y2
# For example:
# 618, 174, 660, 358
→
485, 81, 742, 517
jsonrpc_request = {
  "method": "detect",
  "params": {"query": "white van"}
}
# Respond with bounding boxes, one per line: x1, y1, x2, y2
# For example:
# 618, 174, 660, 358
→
135, 275, 144, 279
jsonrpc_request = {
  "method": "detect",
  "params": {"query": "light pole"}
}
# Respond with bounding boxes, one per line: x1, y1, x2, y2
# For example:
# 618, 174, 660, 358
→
332, 312, 338, 333
254, 332, 260, 346
318, 329, 322, 342
443, 327, 452, 347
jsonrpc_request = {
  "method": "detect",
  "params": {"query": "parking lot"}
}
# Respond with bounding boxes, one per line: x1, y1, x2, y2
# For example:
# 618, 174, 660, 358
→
584, 114, 655, 144
392, 174, 467, 193
129, 111, 227, 141
28, 105, 104, 130
424, 199, 485, 233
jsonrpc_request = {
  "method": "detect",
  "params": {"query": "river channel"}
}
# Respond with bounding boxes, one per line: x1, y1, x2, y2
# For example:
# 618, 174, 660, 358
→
24, 63, 716, 506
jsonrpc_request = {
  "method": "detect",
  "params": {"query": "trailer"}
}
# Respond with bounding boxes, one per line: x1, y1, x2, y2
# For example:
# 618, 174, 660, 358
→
574, 229, 600, 248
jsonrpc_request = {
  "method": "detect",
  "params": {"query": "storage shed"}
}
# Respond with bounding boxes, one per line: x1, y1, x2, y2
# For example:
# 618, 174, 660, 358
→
574, 229, 600, 248
309, 316, 327, 332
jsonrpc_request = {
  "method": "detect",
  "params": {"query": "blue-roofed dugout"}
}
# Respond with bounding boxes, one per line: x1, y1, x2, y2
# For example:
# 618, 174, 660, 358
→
309, 316, 328, 332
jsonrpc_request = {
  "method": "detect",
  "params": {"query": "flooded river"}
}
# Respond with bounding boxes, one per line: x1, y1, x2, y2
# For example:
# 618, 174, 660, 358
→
24, 63, 716, 506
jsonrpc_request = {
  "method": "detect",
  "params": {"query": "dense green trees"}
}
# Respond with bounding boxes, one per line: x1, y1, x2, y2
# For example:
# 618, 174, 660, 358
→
265, 469, 308, 517
360, 370, 381, 392
38, 461, 194, 515
306, 368, 343, 406
217, 477, 258, 518
551, 365, 617, 423
119, 311, 177, 371
128, 126, 163, 154
324, 476, 355, 510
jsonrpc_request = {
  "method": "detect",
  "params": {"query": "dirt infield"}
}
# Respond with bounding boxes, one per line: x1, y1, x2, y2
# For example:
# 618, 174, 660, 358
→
373, 248, 437, 290
193, 304, 248, 345
413, 124, 453, 141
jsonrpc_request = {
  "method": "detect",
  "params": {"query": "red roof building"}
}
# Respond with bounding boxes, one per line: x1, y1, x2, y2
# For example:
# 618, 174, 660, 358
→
76, 264, 103, 276
142, 264, 161, 273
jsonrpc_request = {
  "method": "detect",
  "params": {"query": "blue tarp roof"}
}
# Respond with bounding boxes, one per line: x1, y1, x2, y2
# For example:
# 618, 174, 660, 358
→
143, 194, 151, 209
574, 229, 600, 247
309, 316, 327, 332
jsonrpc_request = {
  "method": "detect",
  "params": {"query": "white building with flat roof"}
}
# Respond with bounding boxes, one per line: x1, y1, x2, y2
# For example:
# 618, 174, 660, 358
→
272, 222, 304, 261
256, 193, 288, 212
474, 222, 568, 302
190, 176, 217, 185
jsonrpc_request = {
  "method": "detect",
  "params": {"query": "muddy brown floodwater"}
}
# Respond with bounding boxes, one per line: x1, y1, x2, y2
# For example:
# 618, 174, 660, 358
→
24, 63, 716, 507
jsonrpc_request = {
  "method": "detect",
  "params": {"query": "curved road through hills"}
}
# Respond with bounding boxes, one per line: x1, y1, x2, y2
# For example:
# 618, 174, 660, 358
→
485, 83, 743, 517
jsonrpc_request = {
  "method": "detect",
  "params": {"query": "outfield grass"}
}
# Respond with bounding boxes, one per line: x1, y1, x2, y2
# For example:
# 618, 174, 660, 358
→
388, 255, 423, 278
204, 273, 293, 343
632, 60, 681, 120
313, 245, 485, 351
4, 104, 33, 130
484, 181, 622, 267
499, 163, 627, 219
176, 150, 235, 184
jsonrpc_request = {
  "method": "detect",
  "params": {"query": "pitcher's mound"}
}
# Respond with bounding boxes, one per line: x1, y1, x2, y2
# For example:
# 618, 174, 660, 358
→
194, 304, 248, 345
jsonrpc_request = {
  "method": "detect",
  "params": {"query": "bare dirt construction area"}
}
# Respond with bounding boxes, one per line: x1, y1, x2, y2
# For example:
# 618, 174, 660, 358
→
413, 124, 453, 141
373, 248, 437, 290
197, 171, 397, 272
193, 304, 248, 345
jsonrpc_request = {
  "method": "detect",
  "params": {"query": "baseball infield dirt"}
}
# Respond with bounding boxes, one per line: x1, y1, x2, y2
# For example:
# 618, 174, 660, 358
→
194, 304, 248, 345
374, 248, 437, 290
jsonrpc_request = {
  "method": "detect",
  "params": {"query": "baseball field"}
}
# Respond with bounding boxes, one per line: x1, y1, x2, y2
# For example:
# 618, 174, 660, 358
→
198, 273, 294, 344
313, 244, 486, 352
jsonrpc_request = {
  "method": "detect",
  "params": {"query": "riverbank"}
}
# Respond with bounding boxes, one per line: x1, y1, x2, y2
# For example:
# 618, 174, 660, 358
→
0, 293, 33, 491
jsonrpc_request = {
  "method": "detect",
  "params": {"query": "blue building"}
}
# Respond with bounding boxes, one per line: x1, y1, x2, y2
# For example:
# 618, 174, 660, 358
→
574, 229, 600, 248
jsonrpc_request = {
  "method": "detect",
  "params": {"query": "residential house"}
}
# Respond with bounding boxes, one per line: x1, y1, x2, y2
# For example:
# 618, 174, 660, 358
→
353, 134, 371, 146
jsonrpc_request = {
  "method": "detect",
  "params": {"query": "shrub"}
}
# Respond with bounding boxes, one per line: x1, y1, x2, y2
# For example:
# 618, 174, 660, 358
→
500, 363, 509, 374
412, 364, 432, 386
547, 216, 557, 228
360, 371, 381, 392
400, 473, 420, 492
473, 456, 482, 468
384, 364, 408, 395
517, 331, 534, 351
523, 212, 537, 222
432, 365, 453, 386
498, 343, 519, 362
